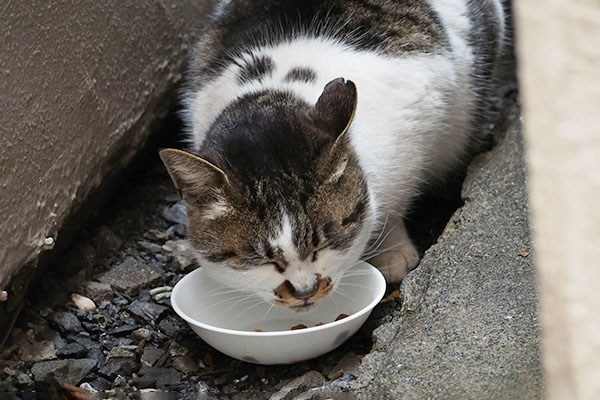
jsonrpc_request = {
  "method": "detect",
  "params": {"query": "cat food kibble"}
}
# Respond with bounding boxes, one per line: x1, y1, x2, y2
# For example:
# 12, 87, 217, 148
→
314, 322, 325, 326
254, 329, 263, 332
335, 313, 350, 321
291, 324, 308, 330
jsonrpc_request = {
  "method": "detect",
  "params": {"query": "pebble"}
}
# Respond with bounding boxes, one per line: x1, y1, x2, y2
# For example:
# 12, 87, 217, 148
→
127, 300, 168, 323
31, 359, 97, 386
108, 323, 140, 336
269, 370, 327, 400
13, 373, 33, 389
131, 328, 152, 342
161, 201, 188, 225
98, 357, 138, 380
88, 377, 111, 391
83, 281, 113, 302
106, 347, 136, 360
166, 224, 185, 239
133, 366, 182, 389
98, 257, 162, 295
144, 229, 168, 243
48, 311, 83, 334
141, 347, 164, 367
172, 355, 200, 375
57, 342, 88, 359
138, 240, 163, 254
71, 293, 97, 313
19, 339, 56, 362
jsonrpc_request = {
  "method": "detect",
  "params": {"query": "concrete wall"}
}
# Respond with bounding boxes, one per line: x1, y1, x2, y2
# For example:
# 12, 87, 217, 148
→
0, 1, 215, 292
515, 1, 600, 398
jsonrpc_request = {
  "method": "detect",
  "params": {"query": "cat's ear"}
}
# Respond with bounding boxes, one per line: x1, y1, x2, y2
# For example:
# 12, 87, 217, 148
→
308, 77, 357, 142
159, 149, 230, 199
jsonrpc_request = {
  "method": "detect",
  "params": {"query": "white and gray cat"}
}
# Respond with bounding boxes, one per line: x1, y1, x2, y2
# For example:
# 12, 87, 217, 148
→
161, 0, 505, 311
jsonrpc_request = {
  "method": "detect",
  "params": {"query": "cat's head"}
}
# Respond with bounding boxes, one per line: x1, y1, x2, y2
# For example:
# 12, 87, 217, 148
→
161, 78, 375, 312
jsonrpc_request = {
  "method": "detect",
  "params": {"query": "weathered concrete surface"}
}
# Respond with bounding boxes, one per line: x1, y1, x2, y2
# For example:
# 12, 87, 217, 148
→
515, 1, 600, 398
0, 1, 215, 291
352, 107, 543, 399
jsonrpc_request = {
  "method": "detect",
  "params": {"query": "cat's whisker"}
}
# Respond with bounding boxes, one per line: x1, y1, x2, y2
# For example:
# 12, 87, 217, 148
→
227, 297, 269, 324
195, 292, 255, 314
262, 303, 274, 321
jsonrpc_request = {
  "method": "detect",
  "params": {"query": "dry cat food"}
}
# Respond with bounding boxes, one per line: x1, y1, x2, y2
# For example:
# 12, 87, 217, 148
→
291, 324, 308, 330
335, 313, 350, 321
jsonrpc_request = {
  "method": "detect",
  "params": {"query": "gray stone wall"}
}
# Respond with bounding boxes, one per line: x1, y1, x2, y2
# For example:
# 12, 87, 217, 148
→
0, 0, 215, 291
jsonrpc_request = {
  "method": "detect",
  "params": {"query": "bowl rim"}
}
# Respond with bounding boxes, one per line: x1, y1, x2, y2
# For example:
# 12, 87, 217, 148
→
170, 261, 386, 337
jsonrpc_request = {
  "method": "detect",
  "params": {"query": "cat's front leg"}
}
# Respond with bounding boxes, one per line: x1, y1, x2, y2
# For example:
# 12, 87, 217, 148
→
369, 220, 420, 283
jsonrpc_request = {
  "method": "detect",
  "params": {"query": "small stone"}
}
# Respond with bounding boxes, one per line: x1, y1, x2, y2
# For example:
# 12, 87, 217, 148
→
172, 355, 199, 375
20, 339, 56, 362
83, 281, 113, 302
88, 377, 111, 391
141, 347, 164, 367
165, 240, 196, 271
31, 359, 96, 386
14, 373, 33, 389
79, 382, 97, 393
106, 347, 136, 360
93, 225, 123, 254
131, 328, 152, 342
48, 311, 83, 334
97, 358, 138, 380
144, 229, 168, 243
98, 257, 162, 295
158, 316, 182, 337
133, 366, 182, 389
88, 348, 106, 369
327, 353, 363, 380
57, 343, 88, 359
108, 323, 140, 336
269, 371, 327, 400
71, 293, 96, 313
138, 240, 163, 254
166, 224, 186, 239
161, 201, 187, 225
127, 300, 168, 322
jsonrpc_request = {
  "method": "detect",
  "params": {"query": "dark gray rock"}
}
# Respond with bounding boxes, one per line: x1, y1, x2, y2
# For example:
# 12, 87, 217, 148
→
144, 229, 169, 243
172, 355, 200, 375
138, 240, 163, 254
133, 366, 182, 389
56, 342, 88, 359
83, 281, 113, 302
31, 359, 96, 385
161, 201, 188, 225
127, 300, 168, 322
131, 328, 152, 342
48, 311, 83, 334
166, 224, 186, 239
269, 371, 327, 400
352, 109, 542, 399
13, 373, 33, 389
89, 376, 112, 391
158, 315, 183, 336
141, 347, 164, 367
98, 257, 162, 295
109, 323, 140, 336
98, 357, 139, 380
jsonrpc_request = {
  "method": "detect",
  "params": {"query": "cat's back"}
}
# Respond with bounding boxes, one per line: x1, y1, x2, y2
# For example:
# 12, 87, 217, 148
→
189, 0, 503, 87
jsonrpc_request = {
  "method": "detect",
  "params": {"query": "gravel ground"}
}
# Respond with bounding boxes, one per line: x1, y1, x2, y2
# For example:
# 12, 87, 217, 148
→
0, 63, 516, 400
0, 153, 410, 399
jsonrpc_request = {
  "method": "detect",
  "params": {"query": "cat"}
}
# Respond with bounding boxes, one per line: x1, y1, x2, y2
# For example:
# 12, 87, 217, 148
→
160, 0, 505, 311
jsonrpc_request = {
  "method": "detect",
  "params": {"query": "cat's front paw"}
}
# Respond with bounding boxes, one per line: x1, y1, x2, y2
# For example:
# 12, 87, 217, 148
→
370, 243, 420, 283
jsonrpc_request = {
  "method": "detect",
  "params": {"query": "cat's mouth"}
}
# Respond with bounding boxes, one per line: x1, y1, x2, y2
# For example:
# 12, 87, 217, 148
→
271, 276, 334, 311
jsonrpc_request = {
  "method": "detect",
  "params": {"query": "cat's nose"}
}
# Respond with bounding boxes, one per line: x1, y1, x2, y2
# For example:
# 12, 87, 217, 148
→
287, 279, 319, 300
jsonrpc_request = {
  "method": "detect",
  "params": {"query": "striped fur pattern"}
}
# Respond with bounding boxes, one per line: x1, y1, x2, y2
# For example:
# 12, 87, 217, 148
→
161, 0, 505, 311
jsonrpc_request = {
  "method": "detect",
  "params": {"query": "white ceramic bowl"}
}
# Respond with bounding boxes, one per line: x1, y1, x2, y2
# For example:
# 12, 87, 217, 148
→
171, 261, 386, 364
